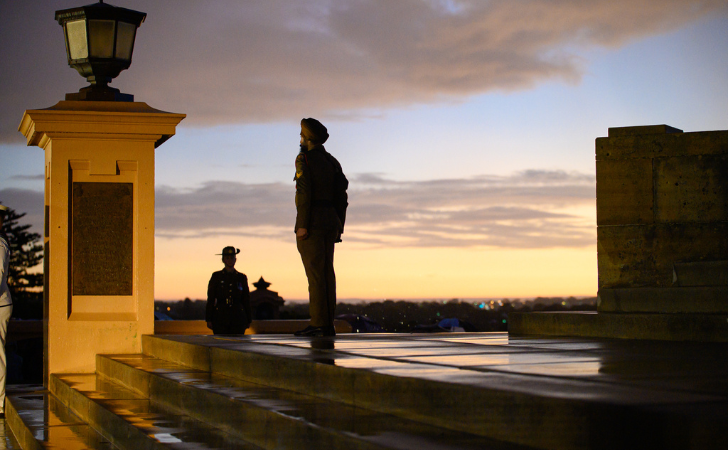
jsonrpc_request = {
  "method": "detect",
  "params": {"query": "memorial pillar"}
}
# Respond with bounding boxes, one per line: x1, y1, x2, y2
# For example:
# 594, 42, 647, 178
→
18, 101, 184, 382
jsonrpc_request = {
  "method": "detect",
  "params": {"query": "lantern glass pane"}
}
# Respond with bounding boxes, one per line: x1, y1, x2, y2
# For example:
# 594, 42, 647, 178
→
88, 20, 115, 58
115, 22, 136, 60
66, 20, 88, 60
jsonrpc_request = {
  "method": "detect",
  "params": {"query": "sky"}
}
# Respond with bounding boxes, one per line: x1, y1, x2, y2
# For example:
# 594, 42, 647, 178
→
1, 0, 727, 301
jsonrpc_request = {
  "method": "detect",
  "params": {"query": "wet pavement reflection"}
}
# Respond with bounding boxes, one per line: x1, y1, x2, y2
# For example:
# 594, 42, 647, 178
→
232, 334, 715, 391
161, 332, 728, 400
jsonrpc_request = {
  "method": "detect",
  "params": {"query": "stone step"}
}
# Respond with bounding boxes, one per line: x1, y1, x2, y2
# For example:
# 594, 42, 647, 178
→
140, 334, 728, 450
597, 286, 728, 314
48, 373, 263, 450
5, 385, 116, 450
509, 310, 728, 342
95, 353, 522, 450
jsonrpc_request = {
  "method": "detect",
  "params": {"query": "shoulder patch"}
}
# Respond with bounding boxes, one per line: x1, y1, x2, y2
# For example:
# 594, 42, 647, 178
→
295, 153, 308, 179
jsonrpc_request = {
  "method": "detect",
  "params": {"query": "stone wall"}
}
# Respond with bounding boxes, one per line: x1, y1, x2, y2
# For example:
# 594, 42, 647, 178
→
595, 125, 728, 313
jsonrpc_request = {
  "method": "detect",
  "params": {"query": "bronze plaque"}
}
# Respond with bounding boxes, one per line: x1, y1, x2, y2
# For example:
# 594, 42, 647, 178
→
72, 182, 133, 296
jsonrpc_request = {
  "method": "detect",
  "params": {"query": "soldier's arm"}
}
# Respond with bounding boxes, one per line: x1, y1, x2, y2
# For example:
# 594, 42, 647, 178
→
205, 273, 216, 324
242, 275, 252, 326
327, 153, 349, 233
336, 171, 349, 232
295, 153, 312, 233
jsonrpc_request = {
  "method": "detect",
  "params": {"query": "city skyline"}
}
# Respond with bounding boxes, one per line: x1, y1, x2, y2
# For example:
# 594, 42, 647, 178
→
1, 0, 727, 300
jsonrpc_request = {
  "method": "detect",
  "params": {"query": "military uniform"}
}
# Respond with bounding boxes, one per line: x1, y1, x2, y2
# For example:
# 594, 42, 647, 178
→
205, 269, 251, 335
295, 141, 348, 330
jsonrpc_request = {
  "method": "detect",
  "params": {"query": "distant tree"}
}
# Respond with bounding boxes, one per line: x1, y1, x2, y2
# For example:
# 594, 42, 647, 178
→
1, 205, 43, 318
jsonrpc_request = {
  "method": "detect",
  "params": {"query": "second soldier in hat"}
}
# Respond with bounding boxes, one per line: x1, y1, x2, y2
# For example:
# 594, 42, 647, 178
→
205, 246, 252, 335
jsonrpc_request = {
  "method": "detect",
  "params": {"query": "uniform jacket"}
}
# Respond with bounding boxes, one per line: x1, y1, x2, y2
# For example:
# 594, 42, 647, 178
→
294, 145, 348, 234
205, 269, 251, 325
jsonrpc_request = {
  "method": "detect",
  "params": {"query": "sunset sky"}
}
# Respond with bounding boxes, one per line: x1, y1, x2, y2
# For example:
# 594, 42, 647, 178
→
1, 0, 727, 301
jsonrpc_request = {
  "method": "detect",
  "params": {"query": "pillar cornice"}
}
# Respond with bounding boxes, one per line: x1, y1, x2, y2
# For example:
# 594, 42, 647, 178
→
19, 101, 186, 148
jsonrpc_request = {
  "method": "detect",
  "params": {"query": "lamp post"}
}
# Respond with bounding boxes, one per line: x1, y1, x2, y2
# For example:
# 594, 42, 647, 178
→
55, 1, 146, 101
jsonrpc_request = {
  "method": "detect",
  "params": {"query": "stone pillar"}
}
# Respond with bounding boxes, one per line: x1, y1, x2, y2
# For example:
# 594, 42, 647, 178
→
596, 125, 728, 313
18, 100, 185, 382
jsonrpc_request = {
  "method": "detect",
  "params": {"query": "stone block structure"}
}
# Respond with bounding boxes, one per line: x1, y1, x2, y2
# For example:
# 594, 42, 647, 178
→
510, 125, 728, 341
595, 125, 728, 314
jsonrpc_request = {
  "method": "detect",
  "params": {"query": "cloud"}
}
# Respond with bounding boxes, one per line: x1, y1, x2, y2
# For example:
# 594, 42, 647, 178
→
9, 174, 45, 181
2, 170, 595, 248
156, 170, 596, 249
2, 0, 725, 142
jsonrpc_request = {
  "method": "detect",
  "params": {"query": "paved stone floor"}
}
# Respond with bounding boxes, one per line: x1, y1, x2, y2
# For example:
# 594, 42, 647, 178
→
231, 331, 728, 397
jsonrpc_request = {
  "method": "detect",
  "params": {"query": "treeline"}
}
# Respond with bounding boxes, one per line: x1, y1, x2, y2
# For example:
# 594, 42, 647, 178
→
293, 298, 595, 332
155, 298, 207, 320
156, 297, 596, 333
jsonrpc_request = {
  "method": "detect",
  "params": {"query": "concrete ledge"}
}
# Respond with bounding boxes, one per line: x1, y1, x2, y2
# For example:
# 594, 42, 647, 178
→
597, 287, 728, 313
154, 320, 212, 335
607, 125, 683, 137
509, 311, 728, 342
153, 319, 352, 335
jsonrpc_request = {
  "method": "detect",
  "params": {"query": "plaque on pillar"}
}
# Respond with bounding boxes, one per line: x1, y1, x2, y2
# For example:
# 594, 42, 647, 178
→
72, 182, 133, 296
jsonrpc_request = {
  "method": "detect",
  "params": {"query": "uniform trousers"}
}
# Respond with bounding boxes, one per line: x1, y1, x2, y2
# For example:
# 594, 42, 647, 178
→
212, 306, 248, 335
297, 229, 337, 327
0, 304, 12, 413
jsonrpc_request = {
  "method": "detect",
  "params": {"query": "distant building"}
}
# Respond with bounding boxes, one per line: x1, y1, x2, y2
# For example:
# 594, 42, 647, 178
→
249, 277, 285, 320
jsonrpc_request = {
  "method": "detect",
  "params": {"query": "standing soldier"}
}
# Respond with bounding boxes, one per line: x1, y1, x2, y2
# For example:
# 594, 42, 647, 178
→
294, 118, 348, 337
206, 246, 252, 335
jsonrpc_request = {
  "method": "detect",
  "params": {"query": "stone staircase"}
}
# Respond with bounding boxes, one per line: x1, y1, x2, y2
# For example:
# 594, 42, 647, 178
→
7, 334, 532, 450
7, 333, 728, 449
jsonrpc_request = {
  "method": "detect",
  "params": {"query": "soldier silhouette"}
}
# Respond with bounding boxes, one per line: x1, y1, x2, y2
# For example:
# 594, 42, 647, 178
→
206, 246, 252, 335
294, 118, 348, 337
